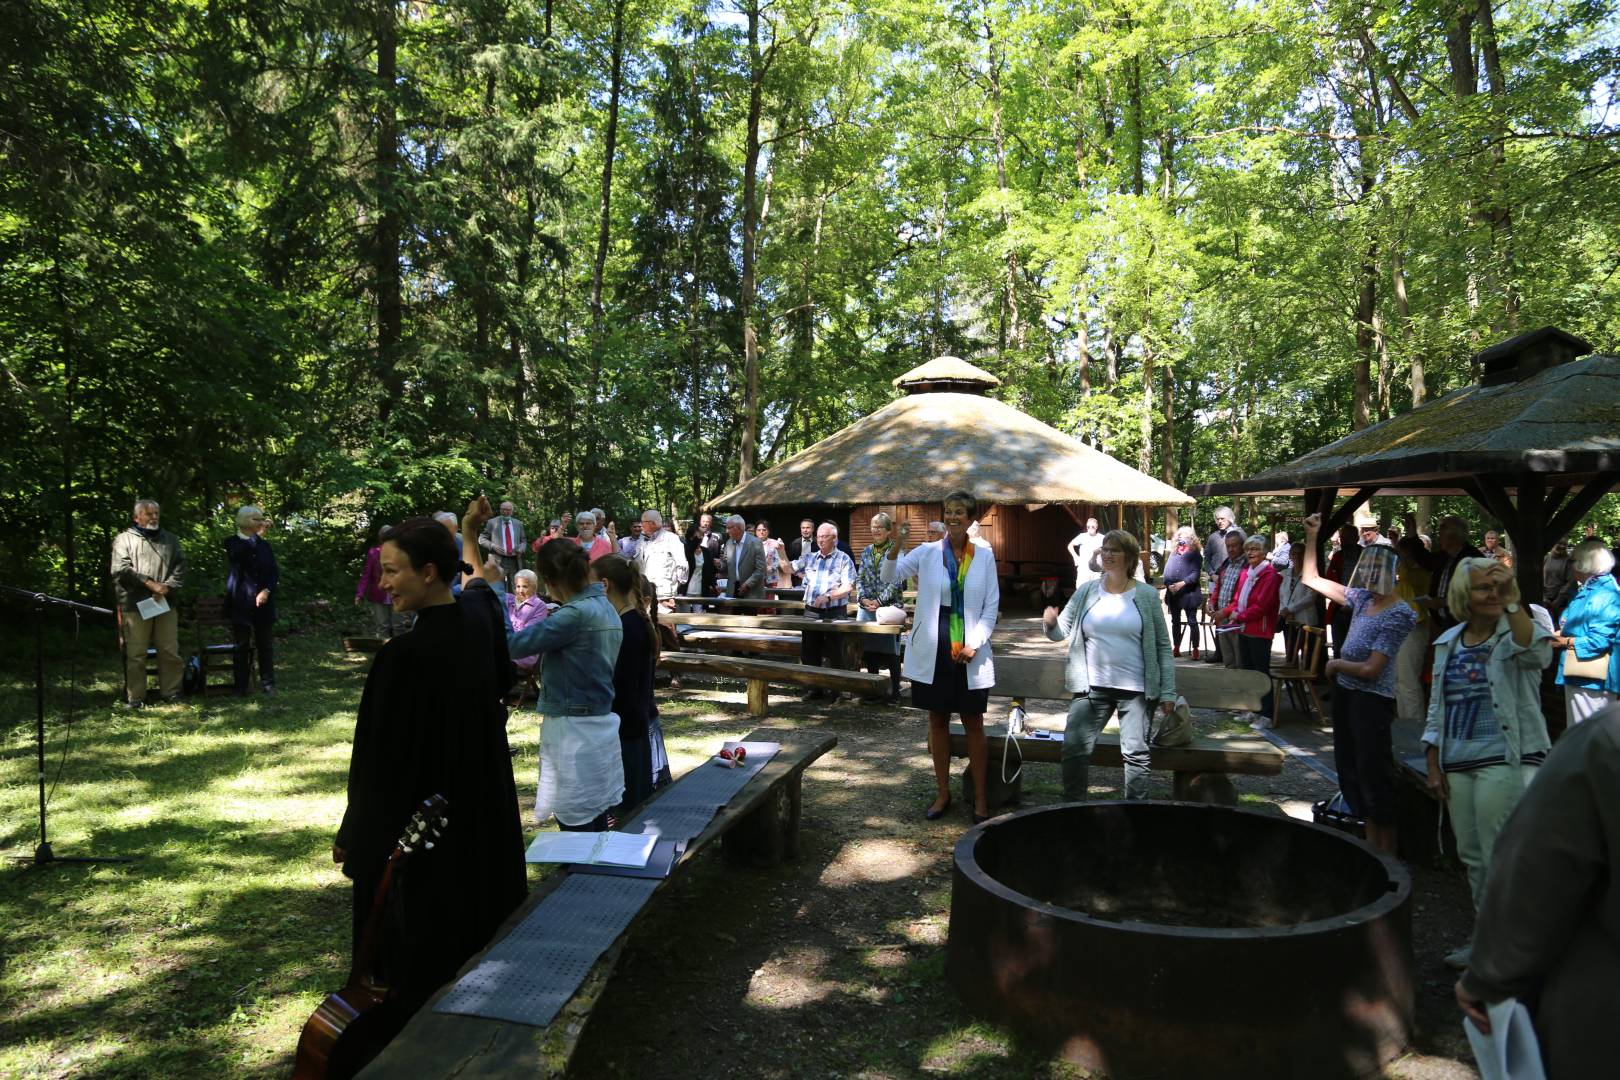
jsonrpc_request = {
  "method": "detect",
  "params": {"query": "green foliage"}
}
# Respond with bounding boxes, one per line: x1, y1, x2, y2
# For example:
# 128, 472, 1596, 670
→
4, 0, 1617, 608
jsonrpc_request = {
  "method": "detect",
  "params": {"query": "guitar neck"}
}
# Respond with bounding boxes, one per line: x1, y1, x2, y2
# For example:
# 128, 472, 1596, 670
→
349, 851, 403, 986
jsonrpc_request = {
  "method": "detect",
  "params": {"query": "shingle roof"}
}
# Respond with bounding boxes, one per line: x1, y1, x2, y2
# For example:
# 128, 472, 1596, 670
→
1192, 353, 1620, 497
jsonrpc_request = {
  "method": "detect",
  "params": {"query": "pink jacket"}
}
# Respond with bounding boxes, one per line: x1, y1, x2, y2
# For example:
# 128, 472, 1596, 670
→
507, 595, 549, 670
356, 546, 389, 604
1229, 561, 1281, 639
577, 535, 613, 563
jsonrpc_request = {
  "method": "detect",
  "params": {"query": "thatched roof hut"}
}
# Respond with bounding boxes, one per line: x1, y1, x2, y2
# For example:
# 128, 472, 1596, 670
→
708, 357, 1193, 583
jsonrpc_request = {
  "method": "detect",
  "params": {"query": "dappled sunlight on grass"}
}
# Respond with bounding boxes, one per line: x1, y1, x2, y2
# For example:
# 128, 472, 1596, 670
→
0, 630, 383, 1078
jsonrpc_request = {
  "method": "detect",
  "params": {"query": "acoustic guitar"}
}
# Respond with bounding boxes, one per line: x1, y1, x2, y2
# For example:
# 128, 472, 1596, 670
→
291, 794, 449, 1080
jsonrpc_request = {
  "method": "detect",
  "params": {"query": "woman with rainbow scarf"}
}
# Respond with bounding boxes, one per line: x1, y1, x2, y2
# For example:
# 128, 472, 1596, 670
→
883, 490, 1001, 823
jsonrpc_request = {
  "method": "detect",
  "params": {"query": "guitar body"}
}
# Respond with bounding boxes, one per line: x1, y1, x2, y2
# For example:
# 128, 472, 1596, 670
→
290, 981, 396, 1080
290, 796, 448, 1080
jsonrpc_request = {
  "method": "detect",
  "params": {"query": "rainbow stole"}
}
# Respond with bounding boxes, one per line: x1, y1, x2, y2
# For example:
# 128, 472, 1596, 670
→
942, 538, 974, 661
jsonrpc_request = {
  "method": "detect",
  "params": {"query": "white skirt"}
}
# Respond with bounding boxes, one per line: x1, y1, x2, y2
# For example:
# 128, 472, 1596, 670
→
535, 711, 625, 826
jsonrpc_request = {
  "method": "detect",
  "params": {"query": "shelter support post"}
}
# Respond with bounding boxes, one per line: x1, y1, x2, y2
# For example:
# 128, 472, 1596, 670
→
1545, 472, 1620, 541
1304, 487, 1380, 546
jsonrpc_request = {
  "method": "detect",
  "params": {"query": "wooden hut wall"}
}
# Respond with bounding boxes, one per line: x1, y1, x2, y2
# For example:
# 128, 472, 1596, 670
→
996, 505, 1085, 573
848, 503, 939, 554
848, 503, 1077, 574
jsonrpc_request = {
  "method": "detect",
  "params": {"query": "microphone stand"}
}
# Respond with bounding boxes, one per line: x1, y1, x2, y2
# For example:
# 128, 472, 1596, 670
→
0, 583, 131, 867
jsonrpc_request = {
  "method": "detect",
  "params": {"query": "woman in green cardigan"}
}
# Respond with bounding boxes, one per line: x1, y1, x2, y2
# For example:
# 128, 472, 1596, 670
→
1043, 529, 1176, 800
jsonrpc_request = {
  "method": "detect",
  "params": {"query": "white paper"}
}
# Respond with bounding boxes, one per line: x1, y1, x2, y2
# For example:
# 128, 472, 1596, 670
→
524, 830, 659, 868
136, 596, 170, 620
1464, 999, 1546, 1080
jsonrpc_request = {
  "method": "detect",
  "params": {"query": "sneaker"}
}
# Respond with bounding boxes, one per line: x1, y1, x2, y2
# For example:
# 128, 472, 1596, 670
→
261, 683, 276, 696
1249, 713, 1275, 731
1444, 943, 1473, 970
122, 699, 146, 711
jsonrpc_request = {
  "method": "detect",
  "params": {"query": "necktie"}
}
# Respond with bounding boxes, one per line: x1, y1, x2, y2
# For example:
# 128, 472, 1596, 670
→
504, 520, 513, 555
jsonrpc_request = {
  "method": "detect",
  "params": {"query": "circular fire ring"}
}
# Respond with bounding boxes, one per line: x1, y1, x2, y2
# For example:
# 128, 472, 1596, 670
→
947, 801, 1413, 1079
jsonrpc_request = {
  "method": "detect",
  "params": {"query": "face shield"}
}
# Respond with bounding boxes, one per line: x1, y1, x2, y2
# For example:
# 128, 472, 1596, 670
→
1348, 543, 1400, 596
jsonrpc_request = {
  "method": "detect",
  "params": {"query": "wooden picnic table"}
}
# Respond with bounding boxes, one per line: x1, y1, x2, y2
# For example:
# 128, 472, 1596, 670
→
672, 596, 801, 611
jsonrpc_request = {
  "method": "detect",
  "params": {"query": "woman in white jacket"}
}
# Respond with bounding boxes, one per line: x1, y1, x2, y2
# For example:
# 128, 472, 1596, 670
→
883, 490, 1000, 823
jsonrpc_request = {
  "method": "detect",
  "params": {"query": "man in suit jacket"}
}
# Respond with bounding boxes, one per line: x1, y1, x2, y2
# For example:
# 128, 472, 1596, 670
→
722, 514, 766, 598
478, 500, 527, 588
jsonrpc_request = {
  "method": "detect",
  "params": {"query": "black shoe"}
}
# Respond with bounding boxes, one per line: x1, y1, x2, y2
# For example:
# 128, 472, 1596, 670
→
887, 688, 903, 705
802, 690, 826, 703
972, 811, 992, 825
122, 699, 146, 711
261, 683, 275, 696
924, 798, 952, 821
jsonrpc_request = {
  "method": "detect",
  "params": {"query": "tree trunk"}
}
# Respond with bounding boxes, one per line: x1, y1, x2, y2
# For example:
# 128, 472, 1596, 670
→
1128, 52, 1145, 197
736, 1, 767, 483
375, 0, 402, 429
1475, 0, 1516, 329
1077, 314, 1091, 396
53, 236, 78, 598
986, 20, 1021, 352
1353, 235, 1376, 431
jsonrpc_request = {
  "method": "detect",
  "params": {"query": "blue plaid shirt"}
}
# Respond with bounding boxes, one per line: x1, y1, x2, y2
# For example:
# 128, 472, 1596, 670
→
793, 547, 855, 611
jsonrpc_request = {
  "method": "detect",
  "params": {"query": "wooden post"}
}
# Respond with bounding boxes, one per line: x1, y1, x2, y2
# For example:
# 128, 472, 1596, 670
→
1513, 472, 1545, 608
746, 678, 769, 717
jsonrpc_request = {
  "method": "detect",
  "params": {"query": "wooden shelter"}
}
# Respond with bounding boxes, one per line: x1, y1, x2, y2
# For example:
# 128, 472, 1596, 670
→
707, 356, 1194, 580
1190, 327, 1620, 605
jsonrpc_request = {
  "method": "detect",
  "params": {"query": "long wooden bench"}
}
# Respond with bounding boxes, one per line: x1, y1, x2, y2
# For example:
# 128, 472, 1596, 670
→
679, 629, 800, 658
947, 654, 1281, 806
358, 727, 838, 1079
670, 610, 907, 636
659, 652, 888, 716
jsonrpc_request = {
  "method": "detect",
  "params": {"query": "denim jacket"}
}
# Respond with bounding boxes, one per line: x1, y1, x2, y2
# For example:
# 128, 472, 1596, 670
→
1556, 574, 1620, 694
1423, 615, 1554, 767
498, 582, 622, 715
1045, 579, 1176, 701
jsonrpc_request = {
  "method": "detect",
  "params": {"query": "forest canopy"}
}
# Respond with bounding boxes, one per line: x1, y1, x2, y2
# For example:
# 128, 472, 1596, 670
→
4, 0, 1618, 600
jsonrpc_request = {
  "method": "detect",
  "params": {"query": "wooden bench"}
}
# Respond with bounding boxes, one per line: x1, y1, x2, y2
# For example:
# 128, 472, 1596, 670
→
947, 654, 1281, 806
659, 652, 888, 716
679, 629, 800, 658
358, 727, 838, 1079
669, 611, 907, 636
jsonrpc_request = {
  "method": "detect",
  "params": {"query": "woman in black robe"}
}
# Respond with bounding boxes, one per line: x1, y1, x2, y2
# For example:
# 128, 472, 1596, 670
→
333, 516, 526, 1006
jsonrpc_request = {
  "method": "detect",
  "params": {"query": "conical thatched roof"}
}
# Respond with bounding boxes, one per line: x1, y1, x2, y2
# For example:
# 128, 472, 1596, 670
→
708, 389, 1194, 509
891, 355, 1001, 391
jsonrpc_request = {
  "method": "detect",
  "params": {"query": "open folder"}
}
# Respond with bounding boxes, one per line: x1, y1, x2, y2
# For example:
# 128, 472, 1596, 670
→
524, 830, 658, 868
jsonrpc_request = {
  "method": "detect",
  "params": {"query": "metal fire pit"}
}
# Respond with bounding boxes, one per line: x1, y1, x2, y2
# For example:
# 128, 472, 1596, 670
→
947, 802, 1413, 1079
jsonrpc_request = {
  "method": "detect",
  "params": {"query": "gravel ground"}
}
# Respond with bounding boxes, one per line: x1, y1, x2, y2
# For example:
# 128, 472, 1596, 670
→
564, 623, 1482, 1079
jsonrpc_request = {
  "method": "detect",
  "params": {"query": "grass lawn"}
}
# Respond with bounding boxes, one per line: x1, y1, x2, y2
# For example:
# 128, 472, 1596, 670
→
0, 624, 753, 1079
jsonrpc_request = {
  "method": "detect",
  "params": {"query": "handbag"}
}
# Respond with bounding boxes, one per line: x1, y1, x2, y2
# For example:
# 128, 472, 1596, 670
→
875, 605, 907, 625
1563, 649, 1611, 681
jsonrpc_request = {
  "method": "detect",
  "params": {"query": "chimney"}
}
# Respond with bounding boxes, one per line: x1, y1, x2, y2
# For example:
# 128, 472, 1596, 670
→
1474, 326, 1593, 388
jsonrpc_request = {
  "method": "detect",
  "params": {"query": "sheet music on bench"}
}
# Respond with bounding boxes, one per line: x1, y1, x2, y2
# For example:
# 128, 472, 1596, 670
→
432, 742, 780, 1028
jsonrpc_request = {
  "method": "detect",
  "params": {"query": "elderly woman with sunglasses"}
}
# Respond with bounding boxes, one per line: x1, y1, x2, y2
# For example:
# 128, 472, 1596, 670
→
1043, 529, 1175, 801
1423, 555, 1554, 969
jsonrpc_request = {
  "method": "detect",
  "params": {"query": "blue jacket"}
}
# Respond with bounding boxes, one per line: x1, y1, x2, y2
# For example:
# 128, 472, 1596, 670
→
1557, 574, 1620, 693
499, 582, 622, 716
223, 534, 279, 626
